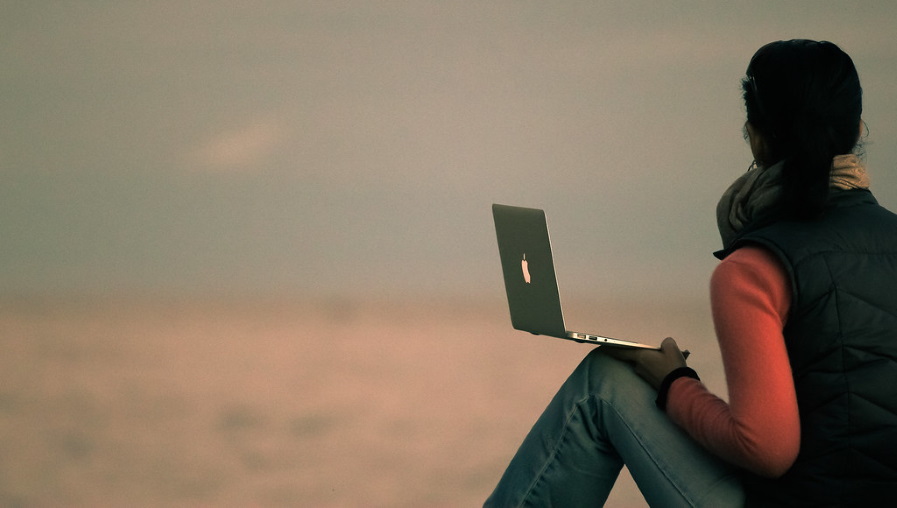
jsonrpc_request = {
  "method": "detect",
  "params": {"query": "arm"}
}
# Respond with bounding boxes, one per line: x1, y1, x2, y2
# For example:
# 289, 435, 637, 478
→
666, 246, 799, 477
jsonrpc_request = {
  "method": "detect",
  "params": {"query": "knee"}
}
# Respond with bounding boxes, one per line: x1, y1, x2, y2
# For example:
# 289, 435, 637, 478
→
575, 348, 653, 401
581, 348, 632, 379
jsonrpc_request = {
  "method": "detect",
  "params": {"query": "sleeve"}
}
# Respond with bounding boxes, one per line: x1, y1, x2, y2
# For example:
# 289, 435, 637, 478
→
665, 246, 800, 478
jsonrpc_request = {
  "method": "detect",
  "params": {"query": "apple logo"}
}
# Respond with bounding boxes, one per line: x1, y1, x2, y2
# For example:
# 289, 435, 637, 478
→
521, 253, 531, 284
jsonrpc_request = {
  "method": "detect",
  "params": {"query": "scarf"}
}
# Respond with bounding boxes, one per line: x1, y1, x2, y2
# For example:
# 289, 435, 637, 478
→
716, 154, 870, 249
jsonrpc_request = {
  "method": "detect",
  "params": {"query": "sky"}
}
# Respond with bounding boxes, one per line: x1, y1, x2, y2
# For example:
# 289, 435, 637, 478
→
3, 1, 897, 302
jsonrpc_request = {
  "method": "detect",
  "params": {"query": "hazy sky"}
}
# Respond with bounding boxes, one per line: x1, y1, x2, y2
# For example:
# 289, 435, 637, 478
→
3, 2, 897, 301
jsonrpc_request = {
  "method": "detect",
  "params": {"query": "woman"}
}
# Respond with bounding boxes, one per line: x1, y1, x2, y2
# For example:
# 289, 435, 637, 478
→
485, 40, 897, 507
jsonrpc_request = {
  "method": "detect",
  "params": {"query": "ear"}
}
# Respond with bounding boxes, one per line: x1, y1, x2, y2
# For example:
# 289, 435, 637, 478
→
745, 122, 771, 166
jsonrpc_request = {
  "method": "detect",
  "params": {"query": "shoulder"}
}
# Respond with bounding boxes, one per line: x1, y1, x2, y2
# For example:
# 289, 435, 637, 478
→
714, 245, 787, 285
712, 245, 791, 320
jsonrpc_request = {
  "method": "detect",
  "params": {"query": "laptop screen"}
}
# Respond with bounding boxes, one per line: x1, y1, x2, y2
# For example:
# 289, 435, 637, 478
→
492, 204, 568, 338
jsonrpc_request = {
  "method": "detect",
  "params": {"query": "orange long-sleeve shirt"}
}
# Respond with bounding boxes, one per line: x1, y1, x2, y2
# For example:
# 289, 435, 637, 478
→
667, 246, 801, 478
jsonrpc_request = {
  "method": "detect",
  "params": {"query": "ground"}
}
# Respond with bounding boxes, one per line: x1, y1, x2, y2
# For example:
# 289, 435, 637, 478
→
0, 294, 722, 506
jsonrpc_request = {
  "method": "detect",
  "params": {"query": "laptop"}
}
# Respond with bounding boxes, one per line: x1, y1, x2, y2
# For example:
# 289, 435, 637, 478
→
492, 203, 657, 349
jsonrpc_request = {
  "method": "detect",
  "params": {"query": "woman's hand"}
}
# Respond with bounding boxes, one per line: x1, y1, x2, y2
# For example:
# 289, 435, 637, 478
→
603, 337, 688, 390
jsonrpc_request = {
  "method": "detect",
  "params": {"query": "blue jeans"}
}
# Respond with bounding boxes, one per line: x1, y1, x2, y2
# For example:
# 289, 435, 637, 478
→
485, 349, 745, 507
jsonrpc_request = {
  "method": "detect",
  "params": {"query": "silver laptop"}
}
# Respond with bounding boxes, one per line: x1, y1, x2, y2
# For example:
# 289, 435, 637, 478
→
492, 203, 656, 349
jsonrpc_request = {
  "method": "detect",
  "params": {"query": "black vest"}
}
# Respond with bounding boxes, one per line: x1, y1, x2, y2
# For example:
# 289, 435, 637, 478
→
717, 190, 897, 507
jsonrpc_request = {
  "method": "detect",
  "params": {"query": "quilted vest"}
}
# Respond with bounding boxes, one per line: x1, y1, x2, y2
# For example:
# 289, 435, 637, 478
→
717, 190, 897, 506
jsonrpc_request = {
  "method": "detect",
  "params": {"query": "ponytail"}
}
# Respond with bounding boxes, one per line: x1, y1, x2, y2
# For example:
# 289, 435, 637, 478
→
782, 123, 838, 219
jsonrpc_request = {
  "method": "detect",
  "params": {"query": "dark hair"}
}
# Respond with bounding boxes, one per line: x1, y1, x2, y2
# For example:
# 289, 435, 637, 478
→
742, 39, 863, 219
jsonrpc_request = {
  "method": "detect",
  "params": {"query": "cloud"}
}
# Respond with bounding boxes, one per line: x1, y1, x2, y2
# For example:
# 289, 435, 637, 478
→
189, 115, 284, 171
